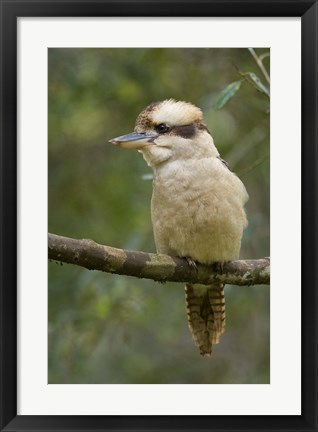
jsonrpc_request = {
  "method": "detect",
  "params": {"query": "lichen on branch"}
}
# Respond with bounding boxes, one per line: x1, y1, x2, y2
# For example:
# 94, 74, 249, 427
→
48, 233, 270, 286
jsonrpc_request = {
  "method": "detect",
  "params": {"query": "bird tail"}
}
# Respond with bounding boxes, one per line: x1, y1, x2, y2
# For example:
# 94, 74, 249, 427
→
185, 283, 226, 356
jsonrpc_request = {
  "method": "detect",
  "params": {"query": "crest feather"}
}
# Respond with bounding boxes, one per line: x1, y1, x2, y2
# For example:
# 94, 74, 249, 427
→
136, 99, 203, 129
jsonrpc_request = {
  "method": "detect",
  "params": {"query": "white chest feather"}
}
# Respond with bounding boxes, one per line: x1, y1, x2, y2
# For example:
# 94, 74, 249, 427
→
151, 157, 248, 264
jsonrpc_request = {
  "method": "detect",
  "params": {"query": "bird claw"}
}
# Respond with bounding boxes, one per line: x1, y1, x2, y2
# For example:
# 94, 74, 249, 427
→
185, 257, 198, 272
212, 261, 224, 273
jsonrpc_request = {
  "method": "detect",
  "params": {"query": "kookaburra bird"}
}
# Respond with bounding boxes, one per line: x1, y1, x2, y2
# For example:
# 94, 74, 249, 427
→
110, 99, 248, 356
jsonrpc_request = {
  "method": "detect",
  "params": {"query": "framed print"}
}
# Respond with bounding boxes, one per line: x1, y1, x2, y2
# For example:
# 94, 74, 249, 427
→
0, 1, 317, 431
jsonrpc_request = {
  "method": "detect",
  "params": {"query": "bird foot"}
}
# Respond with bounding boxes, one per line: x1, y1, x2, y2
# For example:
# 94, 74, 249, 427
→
185, 257, 198, 272
212, 261, 225, 274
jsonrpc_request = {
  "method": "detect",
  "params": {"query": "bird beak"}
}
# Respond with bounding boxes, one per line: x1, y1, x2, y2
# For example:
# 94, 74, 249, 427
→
109, 132, 158, 149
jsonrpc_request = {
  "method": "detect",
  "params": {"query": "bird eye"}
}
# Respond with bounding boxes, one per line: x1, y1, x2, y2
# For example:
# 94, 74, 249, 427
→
156, 123, 170, 134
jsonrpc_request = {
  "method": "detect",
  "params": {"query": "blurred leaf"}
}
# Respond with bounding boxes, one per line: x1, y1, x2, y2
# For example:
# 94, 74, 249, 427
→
141, 173, 153, 181
245, 72, 270, 98
95, 295, 111, 319
214, 80, 242, 109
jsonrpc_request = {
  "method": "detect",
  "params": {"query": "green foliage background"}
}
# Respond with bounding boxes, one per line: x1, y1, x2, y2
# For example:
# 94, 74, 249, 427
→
48, 48, 270, 384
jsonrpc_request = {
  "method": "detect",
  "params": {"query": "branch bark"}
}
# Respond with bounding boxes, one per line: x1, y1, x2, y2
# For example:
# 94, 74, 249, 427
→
48, 233, 270, 286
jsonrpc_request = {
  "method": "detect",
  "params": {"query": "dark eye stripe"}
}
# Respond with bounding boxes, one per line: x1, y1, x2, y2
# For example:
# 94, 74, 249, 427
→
170, 124, 196, 139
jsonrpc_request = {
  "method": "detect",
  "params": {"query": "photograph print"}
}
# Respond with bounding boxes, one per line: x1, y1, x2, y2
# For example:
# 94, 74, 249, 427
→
48, 48, 270, 384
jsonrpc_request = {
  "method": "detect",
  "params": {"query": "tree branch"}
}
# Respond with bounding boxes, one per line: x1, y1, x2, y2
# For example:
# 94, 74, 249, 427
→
48, 233, 270, 286
248, 47, 270, 85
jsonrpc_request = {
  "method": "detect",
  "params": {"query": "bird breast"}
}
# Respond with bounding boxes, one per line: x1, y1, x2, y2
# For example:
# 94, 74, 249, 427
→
151, 157, 248, 264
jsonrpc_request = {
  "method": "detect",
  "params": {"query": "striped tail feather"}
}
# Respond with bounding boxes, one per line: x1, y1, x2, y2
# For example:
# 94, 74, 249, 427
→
185, 283, 226, 356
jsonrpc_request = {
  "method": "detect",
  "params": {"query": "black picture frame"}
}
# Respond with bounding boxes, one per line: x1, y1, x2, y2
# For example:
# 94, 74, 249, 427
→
1, 1, 317, 431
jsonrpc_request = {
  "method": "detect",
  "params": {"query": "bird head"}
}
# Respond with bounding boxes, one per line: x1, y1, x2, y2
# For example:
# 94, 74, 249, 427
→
109, 99, 219, 167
